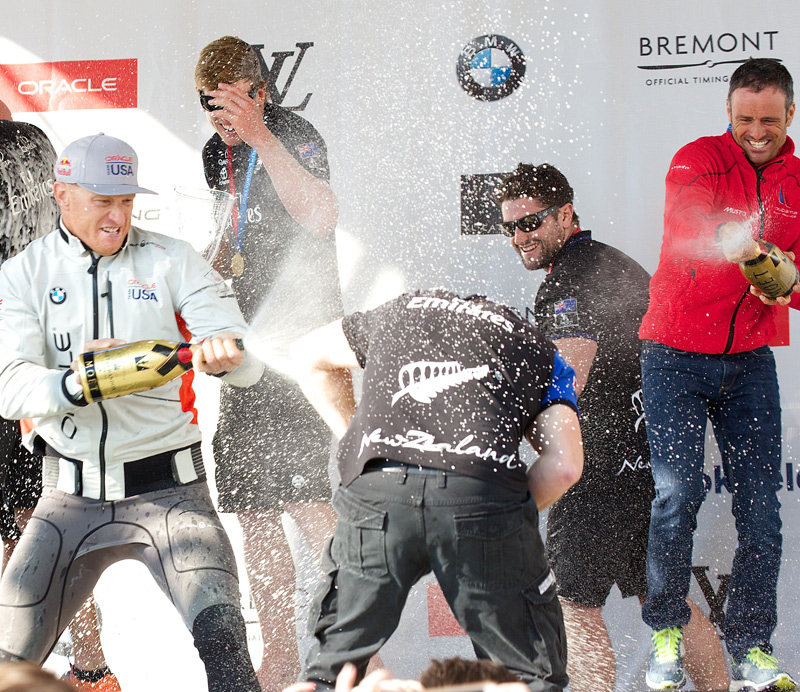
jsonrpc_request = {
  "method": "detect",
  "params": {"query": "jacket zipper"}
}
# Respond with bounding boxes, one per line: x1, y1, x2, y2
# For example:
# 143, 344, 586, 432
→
723, 162, 774, 354
88, 253, 109, 501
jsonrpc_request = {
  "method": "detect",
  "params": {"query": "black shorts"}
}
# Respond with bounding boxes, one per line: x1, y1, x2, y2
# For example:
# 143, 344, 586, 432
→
213, 372, 333, 512
0, 417, 42, 540
546, 484, 652, 607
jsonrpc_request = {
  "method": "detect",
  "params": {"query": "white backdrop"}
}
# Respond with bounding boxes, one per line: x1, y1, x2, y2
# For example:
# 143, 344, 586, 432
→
3, 2, 800, 690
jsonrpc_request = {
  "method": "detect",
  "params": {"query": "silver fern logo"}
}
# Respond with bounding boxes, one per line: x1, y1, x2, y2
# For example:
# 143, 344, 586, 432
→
391, 361, 490, 406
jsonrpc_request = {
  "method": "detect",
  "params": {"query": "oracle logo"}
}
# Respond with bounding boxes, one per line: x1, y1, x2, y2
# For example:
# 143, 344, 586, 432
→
0, 59, 137, 113
17, 77, 119, 95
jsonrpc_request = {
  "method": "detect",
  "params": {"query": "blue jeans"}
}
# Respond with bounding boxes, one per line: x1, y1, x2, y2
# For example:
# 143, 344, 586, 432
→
301, 467, 567, 692
640, 341, 783, 659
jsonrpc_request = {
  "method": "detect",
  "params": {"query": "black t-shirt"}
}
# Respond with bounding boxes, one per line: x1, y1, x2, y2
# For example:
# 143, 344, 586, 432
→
203, 103, 342, 471
534, 230, 652, 494
0, 121, 57, 263
202, 103, 342, 327
339, 289, 578, 493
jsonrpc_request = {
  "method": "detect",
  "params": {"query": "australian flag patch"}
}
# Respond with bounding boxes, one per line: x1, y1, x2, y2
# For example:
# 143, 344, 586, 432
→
553, 297, 578, 328
297, 141, 320, 159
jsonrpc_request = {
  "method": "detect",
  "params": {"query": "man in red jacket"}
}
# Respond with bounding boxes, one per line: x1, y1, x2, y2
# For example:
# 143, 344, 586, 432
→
640, 58, 800, 692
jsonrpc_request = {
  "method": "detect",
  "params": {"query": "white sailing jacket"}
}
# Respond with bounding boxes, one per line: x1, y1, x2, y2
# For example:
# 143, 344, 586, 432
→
0, 223, 263, 499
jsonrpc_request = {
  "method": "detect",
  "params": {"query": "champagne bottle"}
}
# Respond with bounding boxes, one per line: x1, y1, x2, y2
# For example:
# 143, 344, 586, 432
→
739, 240, 799, 299
78, 338, 244, 403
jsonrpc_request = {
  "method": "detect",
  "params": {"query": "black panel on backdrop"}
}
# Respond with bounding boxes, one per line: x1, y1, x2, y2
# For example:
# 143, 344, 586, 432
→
460, 171, 510, 235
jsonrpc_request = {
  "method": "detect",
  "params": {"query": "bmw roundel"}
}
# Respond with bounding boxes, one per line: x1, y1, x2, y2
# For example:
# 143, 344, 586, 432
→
49, 287, 67, 304
457, 35, 526, 102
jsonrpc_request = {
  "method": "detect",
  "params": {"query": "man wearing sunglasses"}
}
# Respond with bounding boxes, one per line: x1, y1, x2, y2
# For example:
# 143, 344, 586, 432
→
494, 163, 728, 692
194, 35, 343, 690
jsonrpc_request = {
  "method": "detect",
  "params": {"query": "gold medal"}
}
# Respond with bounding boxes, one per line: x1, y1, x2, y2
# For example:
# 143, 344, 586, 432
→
231, 252, 245, 277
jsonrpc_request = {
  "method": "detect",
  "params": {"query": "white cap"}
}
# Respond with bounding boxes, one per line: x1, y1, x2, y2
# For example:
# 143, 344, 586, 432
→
54, 133, 156, 195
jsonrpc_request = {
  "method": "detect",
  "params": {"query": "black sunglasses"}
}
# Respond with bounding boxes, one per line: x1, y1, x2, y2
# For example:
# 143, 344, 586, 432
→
498, 204, 561, 237
199, 86, 258, 112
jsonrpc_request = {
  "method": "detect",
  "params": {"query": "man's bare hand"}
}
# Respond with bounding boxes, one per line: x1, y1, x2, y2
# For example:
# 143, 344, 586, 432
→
717, 221, 758, 262
206, 82, 268, 147
750, 249, 800, 305
69, 338, 128, 385
193, 331, 245, 375
333, 663, 423, 692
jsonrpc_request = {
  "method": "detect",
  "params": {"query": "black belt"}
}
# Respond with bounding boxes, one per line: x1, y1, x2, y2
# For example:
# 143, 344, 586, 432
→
43, 442, 205, 498
123, 443, 205, 495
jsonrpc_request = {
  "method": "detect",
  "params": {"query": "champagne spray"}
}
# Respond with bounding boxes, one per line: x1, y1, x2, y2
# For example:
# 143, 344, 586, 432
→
718, 223, 798, 299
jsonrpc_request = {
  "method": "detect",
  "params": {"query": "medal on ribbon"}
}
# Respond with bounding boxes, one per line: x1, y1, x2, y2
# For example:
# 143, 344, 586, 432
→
231, 252, 245, 276
226, 146, 258, 277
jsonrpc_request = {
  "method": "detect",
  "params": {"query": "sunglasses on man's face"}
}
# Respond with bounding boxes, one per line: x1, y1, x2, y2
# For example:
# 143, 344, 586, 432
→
498, 204, 561, 237
199, 86, 258, 112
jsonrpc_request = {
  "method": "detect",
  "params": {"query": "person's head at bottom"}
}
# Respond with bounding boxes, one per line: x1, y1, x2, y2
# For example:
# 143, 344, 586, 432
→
0, 661, 76, 692
420, 658, 521, 688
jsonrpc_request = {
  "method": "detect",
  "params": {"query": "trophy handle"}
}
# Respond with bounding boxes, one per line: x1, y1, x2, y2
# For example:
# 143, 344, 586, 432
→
172, 186, 235, 267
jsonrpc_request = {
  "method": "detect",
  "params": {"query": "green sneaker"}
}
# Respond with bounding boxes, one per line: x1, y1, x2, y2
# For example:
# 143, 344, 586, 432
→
731, 647, 796, 692
646, 626, 685, 690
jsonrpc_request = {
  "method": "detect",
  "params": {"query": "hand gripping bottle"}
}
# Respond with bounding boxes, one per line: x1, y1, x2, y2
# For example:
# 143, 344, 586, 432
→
739, 240, 799, 299
77, 339, 243, 403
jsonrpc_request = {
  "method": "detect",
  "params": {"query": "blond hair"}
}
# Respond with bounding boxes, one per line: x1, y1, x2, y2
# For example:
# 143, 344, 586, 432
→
194, 36, 266, 92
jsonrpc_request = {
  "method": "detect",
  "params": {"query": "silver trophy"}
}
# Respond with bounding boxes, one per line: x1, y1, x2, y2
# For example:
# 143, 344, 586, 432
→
171, 186, 234, 263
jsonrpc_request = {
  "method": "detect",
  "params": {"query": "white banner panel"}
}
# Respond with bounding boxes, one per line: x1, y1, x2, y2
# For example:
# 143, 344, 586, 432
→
3, 2, 800, 690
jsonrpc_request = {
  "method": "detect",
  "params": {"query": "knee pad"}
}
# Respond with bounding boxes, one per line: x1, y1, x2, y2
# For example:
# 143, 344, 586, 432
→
192, 604, 258, 692
192, 603, 247, 655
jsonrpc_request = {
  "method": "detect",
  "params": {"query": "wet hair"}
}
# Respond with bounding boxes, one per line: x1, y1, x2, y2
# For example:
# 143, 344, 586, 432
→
493, 162, 579, 227
419, 657, 521, 688
0, 662, 76, 692
194, 36, 266, 92
728, 58, 794, 111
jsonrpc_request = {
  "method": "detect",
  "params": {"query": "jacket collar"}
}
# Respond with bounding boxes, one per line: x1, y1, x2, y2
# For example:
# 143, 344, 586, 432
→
723, 128, 796, 167
57, 216, 131, 258
548, 228, 591, 273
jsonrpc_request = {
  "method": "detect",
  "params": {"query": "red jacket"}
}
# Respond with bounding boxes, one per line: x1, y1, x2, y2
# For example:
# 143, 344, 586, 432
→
640, 130, 800, 353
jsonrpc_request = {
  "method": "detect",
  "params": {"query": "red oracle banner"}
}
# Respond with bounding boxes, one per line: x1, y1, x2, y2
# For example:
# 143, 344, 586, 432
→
0, 59, 138, 113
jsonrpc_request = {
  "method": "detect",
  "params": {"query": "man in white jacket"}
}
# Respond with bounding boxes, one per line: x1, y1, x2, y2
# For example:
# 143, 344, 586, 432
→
0, 133, 264, 692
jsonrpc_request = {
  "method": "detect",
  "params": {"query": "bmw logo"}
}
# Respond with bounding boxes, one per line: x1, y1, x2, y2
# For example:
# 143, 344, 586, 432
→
291, 474, 308, 490
457, 35, 526, 102
49, 287, 67, 304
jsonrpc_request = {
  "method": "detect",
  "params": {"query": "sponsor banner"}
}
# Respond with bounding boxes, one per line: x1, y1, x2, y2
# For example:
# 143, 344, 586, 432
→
0, 59, 137, 113
456, 34, 526, 102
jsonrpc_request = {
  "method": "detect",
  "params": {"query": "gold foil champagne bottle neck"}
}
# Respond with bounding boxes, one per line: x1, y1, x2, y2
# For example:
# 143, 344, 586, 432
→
739, 240, 799, 299
78, 338, 245, 403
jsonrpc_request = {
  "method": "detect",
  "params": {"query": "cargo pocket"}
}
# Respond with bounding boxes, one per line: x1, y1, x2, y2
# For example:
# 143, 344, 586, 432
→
331, 489, 388, 578
522, 569, 567, 684
454, 504, 524, 590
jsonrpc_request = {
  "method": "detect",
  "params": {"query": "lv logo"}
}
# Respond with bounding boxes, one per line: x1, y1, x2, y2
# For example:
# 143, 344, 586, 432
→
251, 42, 314, 111
692, 565, 730, 634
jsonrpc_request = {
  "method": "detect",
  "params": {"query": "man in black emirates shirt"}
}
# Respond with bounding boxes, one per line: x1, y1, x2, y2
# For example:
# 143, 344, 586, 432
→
293, 289, 584, 692
495, 163, 728, 692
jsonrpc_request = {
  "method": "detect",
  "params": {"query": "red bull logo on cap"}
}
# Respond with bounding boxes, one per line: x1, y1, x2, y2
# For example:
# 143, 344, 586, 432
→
56, 157, 72, 177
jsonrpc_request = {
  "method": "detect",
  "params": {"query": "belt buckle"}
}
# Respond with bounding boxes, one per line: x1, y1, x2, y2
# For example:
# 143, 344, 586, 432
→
55, 457, 82, 496
172, 446, 200, 484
